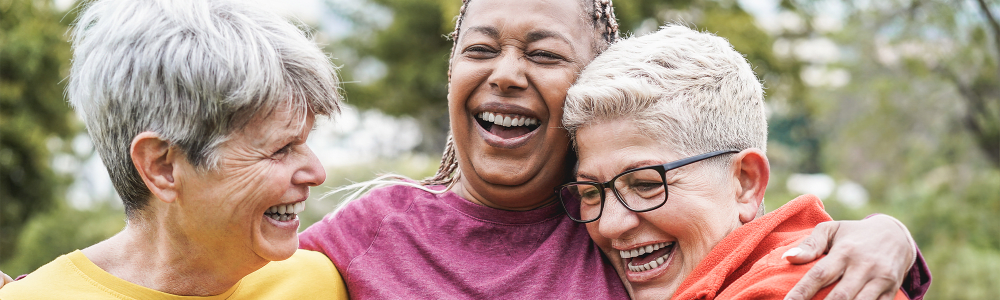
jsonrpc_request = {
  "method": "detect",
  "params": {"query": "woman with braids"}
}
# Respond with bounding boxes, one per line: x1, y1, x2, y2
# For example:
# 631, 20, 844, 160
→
298, 0, 929, 298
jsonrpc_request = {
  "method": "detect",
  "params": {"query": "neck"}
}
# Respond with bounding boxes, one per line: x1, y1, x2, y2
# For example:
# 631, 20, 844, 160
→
453, 177, 558, 211
82, 216, 267, 296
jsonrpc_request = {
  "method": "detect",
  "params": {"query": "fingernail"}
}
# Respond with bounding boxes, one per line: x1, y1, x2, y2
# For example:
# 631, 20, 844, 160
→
782, 247, 802, 258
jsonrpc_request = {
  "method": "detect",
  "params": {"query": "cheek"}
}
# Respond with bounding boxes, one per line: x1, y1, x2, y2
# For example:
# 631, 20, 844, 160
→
586, 222, 612, 248
223, 162, 282, 204
537, 72, 576, 117
447, 61, 486, 105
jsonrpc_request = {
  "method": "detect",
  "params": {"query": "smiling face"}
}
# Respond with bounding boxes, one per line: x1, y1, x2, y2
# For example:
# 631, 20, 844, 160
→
448, 0, 597, 210
173, 106, 325, 263
575, 119, 744, 299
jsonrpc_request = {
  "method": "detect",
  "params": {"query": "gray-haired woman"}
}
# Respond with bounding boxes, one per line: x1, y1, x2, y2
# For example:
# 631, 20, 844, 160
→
0, 0, 347, 298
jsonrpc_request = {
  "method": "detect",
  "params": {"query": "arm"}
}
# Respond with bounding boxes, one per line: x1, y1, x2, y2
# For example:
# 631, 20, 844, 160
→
720, 243, 909, 300
782, 214, 928, 300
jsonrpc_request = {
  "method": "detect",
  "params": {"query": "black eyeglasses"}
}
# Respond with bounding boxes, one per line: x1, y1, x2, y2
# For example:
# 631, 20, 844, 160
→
556, 150, 739, 223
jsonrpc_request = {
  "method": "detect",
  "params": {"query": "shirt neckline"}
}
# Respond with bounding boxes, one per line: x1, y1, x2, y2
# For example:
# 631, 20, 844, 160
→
432, 187, 566, 225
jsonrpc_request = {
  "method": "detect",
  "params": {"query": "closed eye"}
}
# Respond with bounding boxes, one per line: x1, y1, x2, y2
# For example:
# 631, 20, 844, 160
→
271, 143, 294, 159
463, 45, 498, 59
527, 50, 564, 64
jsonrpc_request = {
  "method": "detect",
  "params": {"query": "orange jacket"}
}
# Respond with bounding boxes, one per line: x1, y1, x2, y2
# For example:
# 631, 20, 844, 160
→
671, 195, 908, 300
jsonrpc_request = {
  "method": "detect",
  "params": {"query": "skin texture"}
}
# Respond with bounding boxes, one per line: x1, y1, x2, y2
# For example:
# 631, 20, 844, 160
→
575, 119, 769, 299
448, 0, 595, 210
79, 106, 326, 296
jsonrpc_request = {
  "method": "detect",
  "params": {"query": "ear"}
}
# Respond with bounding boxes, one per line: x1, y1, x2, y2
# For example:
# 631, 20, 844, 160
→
732, 148, 769, 223
130, 132, 179, 203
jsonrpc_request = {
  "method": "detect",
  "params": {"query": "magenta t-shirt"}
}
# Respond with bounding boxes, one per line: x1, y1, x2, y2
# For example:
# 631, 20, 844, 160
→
299, 184, 628, 299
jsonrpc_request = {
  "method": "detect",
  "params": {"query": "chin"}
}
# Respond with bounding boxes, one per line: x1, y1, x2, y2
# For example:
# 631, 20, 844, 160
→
255, 220, 301, 261
255, 238, 298, 262
633, 281, 683, 300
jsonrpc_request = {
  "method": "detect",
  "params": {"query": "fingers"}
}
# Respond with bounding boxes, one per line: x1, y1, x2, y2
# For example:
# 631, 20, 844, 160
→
786, 221, 840, 265
841, 272, 898, 300
876, 289, 899, 300
784, 253, 846, 300
821, 269, 867, 300
1, 271, 13, 288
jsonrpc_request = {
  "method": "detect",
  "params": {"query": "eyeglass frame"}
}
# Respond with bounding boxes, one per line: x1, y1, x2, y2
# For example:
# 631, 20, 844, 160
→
556, 149, 740, 223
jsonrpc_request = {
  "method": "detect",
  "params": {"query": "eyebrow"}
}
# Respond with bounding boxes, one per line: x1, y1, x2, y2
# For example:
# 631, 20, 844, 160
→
467, 26, 499, 39
465, 26, 573, 46
526, 30, 572, 45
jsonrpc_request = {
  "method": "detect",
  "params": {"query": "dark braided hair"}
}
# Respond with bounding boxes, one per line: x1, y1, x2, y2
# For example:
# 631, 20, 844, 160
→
420, 0, 621, 187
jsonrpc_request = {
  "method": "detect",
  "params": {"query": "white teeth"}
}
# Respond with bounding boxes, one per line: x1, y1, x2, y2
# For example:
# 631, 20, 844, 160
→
620, 242, 675, 272
627, 251, 672, 272
266, 202, 304, 221
477, 112, 539, 128
619, 242, 675, 259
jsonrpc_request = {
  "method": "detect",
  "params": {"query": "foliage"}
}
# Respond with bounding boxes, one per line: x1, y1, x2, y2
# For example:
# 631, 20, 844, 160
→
786, 0, 1000, 297
0, 203, 124, 276
0, 0, 76, 262
327, 0, 454, 153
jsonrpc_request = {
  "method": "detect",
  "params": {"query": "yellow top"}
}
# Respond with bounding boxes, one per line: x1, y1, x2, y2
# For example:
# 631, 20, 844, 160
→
0, 249, 348, 299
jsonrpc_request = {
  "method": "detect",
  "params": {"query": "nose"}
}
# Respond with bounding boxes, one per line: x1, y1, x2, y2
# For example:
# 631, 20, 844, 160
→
293, 145, 326, 187
596, 189, 641, 240
488, 48, 528, 93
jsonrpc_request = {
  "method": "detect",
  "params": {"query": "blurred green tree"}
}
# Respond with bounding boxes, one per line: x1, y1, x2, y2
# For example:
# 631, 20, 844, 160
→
785, 0, 1000, 297
0, 0, 76, 263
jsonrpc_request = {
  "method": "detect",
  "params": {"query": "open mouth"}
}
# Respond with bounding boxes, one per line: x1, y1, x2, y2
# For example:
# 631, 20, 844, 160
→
475, 112, 541, 139
265, 202, 304, 222
620, 242, 675, 272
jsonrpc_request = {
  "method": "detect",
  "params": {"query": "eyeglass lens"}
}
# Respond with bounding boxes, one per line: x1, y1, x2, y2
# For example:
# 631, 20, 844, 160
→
558, 168, 667, 222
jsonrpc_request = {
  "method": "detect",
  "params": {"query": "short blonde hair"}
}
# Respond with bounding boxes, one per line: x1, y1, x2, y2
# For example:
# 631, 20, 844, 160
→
564, 25, 767, 168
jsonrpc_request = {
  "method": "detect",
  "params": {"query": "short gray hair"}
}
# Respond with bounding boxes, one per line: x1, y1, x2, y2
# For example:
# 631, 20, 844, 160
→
68, 0, 341, 217
563, 25, 766, 169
